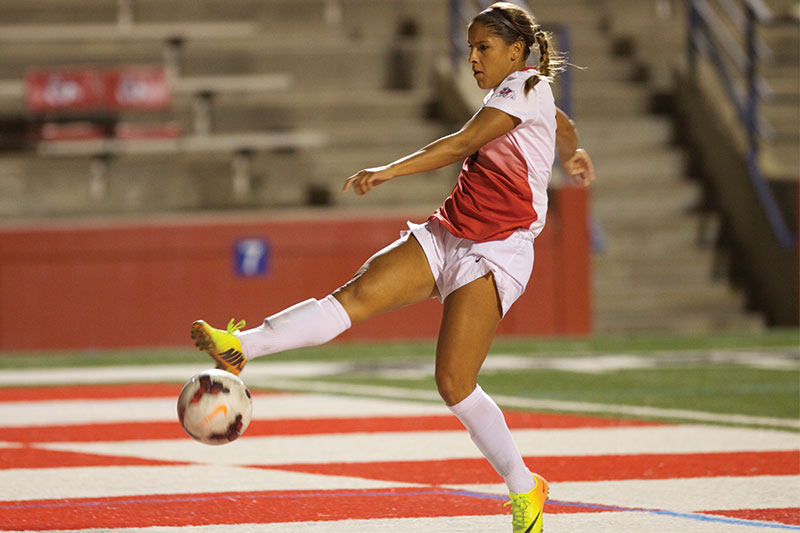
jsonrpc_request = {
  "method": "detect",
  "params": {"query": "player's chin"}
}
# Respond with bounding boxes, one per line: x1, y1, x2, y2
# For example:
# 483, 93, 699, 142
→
473, 74, 490, 90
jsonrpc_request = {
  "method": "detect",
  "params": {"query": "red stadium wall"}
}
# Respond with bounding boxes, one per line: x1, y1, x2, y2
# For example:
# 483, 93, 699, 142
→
0, 186, 591, 351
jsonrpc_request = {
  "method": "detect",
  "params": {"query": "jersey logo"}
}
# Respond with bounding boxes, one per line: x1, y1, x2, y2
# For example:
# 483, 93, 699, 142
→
497, 86, 515, 99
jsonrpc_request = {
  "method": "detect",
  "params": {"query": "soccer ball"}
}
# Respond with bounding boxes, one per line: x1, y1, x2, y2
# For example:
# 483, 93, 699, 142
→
177, 369, 253, 445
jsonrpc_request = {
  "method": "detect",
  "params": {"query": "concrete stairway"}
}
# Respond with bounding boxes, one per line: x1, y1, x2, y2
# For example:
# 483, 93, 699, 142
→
566, 0, 766, 332
438, 0, 765, 332
760, 5, 800, 183
0, 0, 770, 332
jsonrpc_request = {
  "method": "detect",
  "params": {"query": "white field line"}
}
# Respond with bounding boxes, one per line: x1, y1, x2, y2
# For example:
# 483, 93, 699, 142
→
1, 398, 184, 426
3, 458, 797, 512
1, 393, 448, 427
447, 475, 800, 513
0, 362, 351, 386
2, 378, 799, 533
0, 465, 417, 502
0, 509, 797, 533
393, 351, 800, 377
1, 348, 797, 386
1, 362, 797, 429
259, 378, 800, 430
37, 425, 800, 465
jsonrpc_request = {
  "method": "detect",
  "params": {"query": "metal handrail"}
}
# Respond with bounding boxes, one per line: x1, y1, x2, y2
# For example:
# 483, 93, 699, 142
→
687, 0, 796, 248
716, 0, 773, 60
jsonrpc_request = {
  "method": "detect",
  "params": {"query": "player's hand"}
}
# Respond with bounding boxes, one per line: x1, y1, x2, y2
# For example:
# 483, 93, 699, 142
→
562, 148, 595, 187
342, 166, 396, 195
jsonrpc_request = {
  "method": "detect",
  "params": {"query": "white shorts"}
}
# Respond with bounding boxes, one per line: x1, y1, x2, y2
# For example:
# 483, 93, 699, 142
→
401, 219, 535, 317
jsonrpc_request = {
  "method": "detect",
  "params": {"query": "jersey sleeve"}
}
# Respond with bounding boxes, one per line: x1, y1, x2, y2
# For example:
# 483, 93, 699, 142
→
483, 74, 541, 123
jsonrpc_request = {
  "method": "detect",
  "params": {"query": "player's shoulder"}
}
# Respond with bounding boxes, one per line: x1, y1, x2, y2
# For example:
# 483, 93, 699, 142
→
492, 69, 544, 99
506, 68, 542, 85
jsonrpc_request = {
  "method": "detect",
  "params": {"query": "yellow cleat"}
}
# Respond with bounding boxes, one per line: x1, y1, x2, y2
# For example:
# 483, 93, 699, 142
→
190, 319, 247, 375
506, 473, 549, 533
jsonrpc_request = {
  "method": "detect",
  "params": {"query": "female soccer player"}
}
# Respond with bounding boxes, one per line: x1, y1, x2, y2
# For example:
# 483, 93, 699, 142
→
192, 3, 594, 531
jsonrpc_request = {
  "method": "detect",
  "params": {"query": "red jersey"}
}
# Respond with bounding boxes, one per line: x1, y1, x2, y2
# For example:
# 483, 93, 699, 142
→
431, 68, 557, 242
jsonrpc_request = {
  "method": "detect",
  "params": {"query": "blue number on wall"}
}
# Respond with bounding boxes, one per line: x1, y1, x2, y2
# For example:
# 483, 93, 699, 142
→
234, 239, 270, 277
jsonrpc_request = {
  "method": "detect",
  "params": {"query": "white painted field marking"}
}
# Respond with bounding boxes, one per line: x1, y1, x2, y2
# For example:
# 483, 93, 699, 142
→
547, 511, 800, 533
381, 350, 800, 378
258, 378, 800, 429
0, 464, 418, 502
8, 376, 795, 430
0, 398, 179, 426
552, 475, 800, 513
1, 512, 794, 533
1, 346, 795, 386
1, 353, 796, 429
0, 362, 352, 386
491, 393, 800, 430
2, 386, 799, 533
37, 425, 800, 466
2, 393, 448, 427
0, 516, 510, 533
449, 475, 800, 513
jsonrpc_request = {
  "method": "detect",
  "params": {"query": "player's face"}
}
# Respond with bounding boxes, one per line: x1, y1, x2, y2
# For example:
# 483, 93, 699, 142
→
467, 22, 520, 90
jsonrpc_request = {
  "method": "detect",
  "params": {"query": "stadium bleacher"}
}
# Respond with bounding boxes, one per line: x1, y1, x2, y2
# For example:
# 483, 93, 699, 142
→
0, 0, 795, 332
0, 0, 450, 214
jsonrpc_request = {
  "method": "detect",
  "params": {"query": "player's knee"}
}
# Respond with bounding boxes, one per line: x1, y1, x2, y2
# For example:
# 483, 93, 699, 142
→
435, 369, 475, 406
333, 278, 377, 324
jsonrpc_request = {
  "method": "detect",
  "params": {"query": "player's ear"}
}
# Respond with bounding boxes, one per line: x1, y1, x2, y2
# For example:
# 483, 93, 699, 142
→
510, 40, 524, 62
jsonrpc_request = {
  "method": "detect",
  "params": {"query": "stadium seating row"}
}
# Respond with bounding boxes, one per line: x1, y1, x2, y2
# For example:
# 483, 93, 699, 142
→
0, 0, 450, 215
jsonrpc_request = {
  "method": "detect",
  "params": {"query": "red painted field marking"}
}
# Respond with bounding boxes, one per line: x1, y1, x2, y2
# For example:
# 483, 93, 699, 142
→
701, 508, 800, 526
1, 382, 797, 530
0, 487, 602, 530
267, 450, 800, 484
3, 413, 656, 444
1, 422, 187, 443
0, 446, 187, 469
0, 383, 183, 401
0, 383, 285, 402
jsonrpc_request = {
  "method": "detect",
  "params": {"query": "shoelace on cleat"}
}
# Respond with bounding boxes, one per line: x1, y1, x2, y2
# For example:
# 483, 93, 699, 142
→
226, 318, 246, 334
505, 493, 532, 529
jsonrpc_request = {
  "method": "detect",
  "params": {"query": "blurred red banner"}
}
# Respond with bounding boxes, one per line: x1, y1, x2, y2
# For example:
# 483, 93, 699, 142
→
25, 68, 102, 112
25, 66, 170, 112
104, 67, 170, 110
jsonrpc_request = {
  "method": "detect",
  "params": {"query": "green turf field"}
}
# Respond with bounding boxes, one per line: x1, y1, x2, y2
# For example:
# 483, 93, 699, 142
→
2, 329, 797, 428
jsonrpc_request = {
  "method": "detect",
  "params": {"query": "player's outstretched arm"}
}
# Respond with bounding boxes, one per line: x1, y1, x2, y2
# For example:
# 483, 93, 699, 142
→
343, 107, 518, 196
556, 107, 595, 187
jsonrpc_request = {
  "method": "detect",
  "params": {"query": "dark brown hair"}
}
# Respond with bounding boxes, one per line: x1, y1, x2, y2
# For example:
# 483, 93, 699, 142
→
471, 2, 565, 94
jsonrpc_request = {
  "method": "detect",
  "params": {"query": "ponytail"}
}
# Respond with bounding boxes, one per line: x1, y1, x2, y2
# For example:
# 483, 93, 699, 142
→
534, 28, 556, 77
524, 27, 564, 94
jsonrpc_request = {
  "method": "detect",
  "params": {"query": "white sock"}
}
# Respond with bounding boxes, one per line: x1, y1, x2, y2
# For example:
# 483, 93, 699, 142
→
235, 295, 351, 359
448, 385, 535, 494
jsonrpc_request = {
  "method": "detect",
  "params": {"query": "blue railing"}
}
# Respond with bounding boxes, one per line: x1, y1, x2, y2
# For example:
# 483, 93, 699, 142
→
687, 0, 796, 248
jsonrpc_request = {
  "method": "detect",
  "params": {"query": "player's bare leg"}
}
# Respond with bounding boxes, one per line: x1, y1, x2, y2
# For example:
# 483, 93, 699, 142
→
435, 272, 500, 406
332, 234, 437, 323
437, 273, 547, 532
194, 235, 436, 370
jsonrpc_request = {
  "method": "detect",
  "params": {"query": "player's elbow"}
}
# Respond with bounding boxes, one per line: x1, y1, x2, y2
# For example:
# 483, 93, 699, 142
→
450, 143, 479, 161
447, 132, 483, 160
